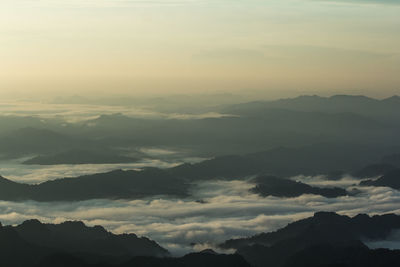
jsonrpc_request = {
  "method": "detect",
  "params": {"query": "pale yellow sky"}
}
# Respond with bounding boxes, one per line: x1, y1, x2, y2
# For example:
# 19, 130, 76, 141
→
0, 0, 399, 98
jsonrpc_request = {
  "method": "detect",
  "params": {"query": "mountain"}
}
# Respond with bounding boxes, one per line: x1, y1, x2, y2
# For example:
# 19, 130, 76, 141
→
118, 251, 251, 267
283, 244, 400, 267
223, 95, 400, 122
0, 168, 188, 201
360, 169, 400, 190
0, 219, 168, 267
2, 95, 400, 158
352, 153, 400, 178
74, 96, 399, 156
0, 168, 350, 202
0, 142, 396, 202
250, 176, 348, 198
2, 214, 399, 267
0, 116, 49, 134
220, 212, 400, 267
0, 128, 96, 159
169, 143, 398, 179
0, 219, 250, 267
23, 149, 138, 165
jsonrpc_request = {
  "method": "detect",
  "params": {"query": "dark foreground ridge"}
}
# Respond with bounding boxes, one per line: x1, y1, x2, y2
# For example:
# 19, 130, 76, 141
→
0, 219, 168, 267
36, 251, 251, 267
0, 219, 250, 267
220, 212, 400, 267
1, 213, 400, 267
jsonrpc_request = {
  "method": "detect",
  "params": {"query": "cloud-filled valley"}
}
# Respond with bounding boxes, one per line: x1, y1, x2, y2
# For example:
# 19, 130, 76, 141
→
0, 173, 399, 255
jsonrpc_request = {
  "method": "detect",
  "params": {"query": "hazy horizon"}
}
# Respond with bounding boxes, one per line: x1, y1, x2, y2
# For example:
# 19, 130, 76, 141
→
1, 0, 399, 99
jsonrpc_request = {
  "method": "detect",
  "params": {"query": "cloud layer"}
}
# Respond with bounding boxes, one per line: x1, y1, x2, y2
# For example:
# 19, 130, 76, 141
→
0, 176, 399, 255
0, 101, 230, 123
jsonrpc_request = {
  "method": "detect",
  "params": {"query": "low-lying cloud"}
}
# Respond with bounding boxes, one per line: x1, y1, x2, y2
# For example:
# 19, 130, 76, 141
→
0, 158, 182, 184
0, 176, 399, 255
0, 101, 231, 124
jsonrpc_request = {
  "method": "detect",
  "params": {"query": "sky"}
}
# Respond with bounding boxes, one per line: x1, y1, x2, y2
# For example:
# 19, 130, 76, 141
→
1, 0, 399, 98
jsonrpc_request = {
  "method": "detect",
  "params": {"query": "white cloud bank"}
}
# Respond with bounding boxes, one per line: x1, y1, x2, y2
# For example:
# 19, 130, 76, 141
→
0, 176, 399, 255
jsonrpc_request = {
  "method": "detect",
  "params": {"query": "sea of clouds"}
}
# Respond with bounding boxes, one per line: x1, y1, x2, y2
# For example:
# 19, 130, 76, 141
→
0, 170, 399, 255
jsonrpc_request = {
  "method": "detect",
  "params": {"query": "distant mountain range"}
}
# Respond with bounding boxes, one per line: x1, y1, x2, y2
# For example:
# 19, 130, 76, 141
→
2, 94, 400, 159
223, 94, 400, 122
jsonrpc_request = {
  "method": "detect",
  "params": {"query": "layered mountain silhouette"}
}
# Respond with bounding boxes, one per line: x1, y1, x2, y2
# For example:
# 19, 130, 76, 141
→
0, 166, 353, 201
1, 94, 400, 266
220, 212, 400, 267
1, 140, 400, 202
5, 140, 400, 202
2, 95, 400, 158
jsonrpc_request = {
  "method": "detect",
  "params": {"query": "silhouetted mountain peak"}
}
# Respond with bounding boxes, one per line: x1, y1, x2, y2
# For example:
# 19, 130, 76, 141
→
16, 219, 52, 241
199, 249, 219, 255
